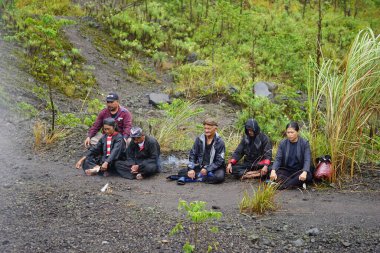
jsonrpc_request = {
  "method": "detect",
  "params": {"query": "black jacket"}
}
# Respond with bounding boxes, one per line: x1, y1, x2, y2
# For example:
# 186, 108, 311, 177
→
86, 132, 126, 164
272, 136, 311, 173
126, 136, 160, 169
231, 119, 272, 166
189, 133, 225, 172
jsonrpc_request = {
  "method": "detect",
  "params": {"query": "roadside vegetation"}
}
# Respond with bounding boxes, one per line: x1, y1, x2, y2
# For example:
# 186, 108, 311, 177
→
1, 0, 379, 184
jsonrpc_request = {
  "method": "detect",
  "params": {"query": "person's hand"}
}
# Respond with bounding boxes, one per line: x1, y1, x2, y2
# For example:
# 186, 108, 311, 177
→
84, 137, 91, 148
75, 160, 83, 169
100, 162, 109, 171
261, 165, 268, 176
270, 170, 277, 181
299, 171, 307, 181
131, 165, 139, 173
200, 168, 207, 176
226, 163, 232, 174
187, 170, 195, 179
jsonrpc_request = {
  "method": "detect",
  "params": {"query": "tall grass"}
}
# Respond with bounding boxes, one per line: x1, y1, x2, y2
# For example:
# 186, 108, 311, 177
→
239, 183, 278, 215
308, 29, 380, 182
150, 99, 204, 152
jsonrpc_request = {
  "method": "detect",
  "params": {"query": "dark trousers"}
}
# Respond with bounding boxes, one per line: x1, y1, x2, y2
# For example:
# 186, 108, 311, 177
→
178, 165, 225, 184
231, 162, 269, 179
82, 155, 116, 175
276, 168, 313, 190
114, 160, 158, 179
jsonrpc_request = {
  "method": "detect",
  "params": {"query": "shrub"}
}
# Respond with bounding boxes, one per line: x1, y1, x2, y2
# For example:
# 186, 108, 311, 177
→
239, 183, 278, 215
150, 99, 204, 152
307, 29, 380, 182
170, 200, 222, 253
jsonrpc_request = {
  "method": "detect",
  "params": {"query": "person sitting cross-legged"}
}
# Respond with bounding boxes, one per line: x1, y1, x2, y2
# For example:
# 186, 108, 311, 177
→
76, 117, 126, 176
270, 122, 313, 190
175, 118, 225, 185
114, 127, 161, 180
226, 118, 272, 180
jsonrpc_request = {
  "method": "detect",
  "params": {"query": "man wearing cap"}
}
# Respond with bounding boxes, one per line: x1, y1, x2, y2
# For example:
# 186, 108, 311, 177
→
114, 127, 161, 180
84, 92, 132, 147
226, 118, 272, 179
176, 118, 225, 184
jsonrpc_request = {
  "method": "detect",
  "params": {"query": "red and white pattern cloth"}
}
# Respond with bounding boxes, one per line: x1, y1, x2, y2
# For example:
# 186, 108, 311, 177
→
106, 135, 112, 156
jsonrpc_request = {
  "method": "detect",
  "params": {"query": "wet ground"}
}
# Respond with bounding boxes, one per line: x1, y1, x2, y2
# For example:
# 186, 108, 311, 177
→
0, 22, 380, 253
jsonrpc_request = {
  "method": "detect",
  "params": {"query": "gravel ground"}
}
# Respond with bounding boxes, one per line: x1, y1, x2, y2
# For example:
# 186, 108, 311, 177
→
1, 23, 380, 253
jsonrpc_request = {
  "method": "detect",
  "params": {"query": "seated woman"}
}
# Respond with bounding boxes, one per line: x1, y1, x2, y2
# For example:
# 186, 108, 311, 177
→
270, 122, 313, 189
76, 118, 126, 176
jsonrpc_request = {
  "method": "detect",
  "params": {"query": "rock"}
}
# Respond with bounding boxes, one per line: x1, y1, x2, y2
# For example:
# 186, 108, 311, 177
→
296, 90, 303, 95
341, 241, 351, 247
249, 234, 259, 243
2, 240, 9, 245
253, 81, 273, 99
261, 238, 271, 246
265, 82, 278, 92
186, 52, 198, 63
227, 84, 239, 95
310, 238, 315, 243
148, 93, 171, 107
292, 239, 304, 247
193, 60, 208, 66
306, 228, 320, 236
211, 205, 221, 210
102, 240, 109, 245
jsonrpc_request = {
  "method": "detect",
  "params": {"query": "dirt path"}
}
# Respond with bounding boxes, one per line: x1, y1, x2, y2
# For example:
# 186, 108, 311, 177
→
1, 25, 380, 253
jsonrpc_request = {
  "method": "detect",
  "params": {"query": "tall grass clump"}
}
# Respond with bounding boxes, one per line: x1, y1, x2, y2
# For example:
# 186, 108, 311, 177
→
239, 183, 278, 215
150, 99, 204, 152
308, 28, 380, 183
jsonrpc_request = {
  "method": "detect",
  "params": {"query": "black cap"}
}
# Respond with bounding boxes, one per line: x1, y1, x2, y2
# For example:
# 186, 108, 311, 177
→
106, 92, 119, 102
130, 126, 143, 138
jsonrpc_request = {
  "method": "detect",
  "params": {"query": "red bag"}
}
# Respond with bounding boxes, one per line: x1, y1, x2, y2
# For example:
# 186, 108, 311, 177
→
314, 155, 332, 180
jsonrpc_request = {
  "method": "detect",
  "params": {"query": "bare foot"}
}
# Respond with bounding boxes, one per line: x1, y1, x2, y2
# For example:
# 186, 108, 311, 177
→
85, 165, 100, 176
136, 173, 143, 180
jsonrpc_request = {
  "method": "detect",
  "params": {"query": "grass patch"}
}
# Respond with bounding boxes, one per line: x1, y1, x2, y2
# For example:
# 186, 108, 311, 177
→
239, 183, 278, 215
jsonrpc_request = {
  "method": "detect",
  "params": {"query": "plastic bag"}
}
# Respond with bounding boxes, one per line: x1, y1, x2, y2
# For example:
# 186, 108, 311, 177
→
314, 155, 332, 180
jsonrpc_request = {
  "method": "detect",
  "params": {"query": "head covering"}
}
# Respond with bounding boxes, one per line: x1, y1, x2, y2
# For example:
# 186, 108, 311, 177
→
130, 126, 143, 138
203, 118, 218, 126
106, 92, 119, 102
245, 118, 260, 136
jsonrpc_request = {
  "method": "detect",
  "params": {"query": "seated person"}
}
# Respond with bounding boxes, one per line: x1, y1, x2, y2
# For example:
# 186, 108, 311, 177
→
176, 118, 225, 184
84, 92, 132, 147
226, 119, 272, 179
114, 127, 160, 180
270, 122, 313, 189
76, 118, 126, 176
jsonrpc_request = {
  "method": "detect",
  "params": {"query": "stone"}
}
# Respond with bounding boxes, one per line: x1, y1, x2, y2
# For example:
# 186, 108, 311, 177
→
193, 60, 208, 66
102, 241, 109, 245
148, 93, 170, 107
306, 228, 320, 236
341, 241, 351, 247
292, 239, 304, 247
249, 234, 260, 243
186, 52, 198, 63
253, 81, 273, 99
227, 84, 239, 94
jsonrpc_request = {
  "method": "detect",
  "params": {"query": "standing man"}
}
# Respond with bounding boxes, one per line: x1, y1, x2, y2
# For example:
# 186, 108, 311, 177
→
84, 92, 132, 147
114, 127, 161, 180
177, 118, 226, 184
226, 118, 272, 179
